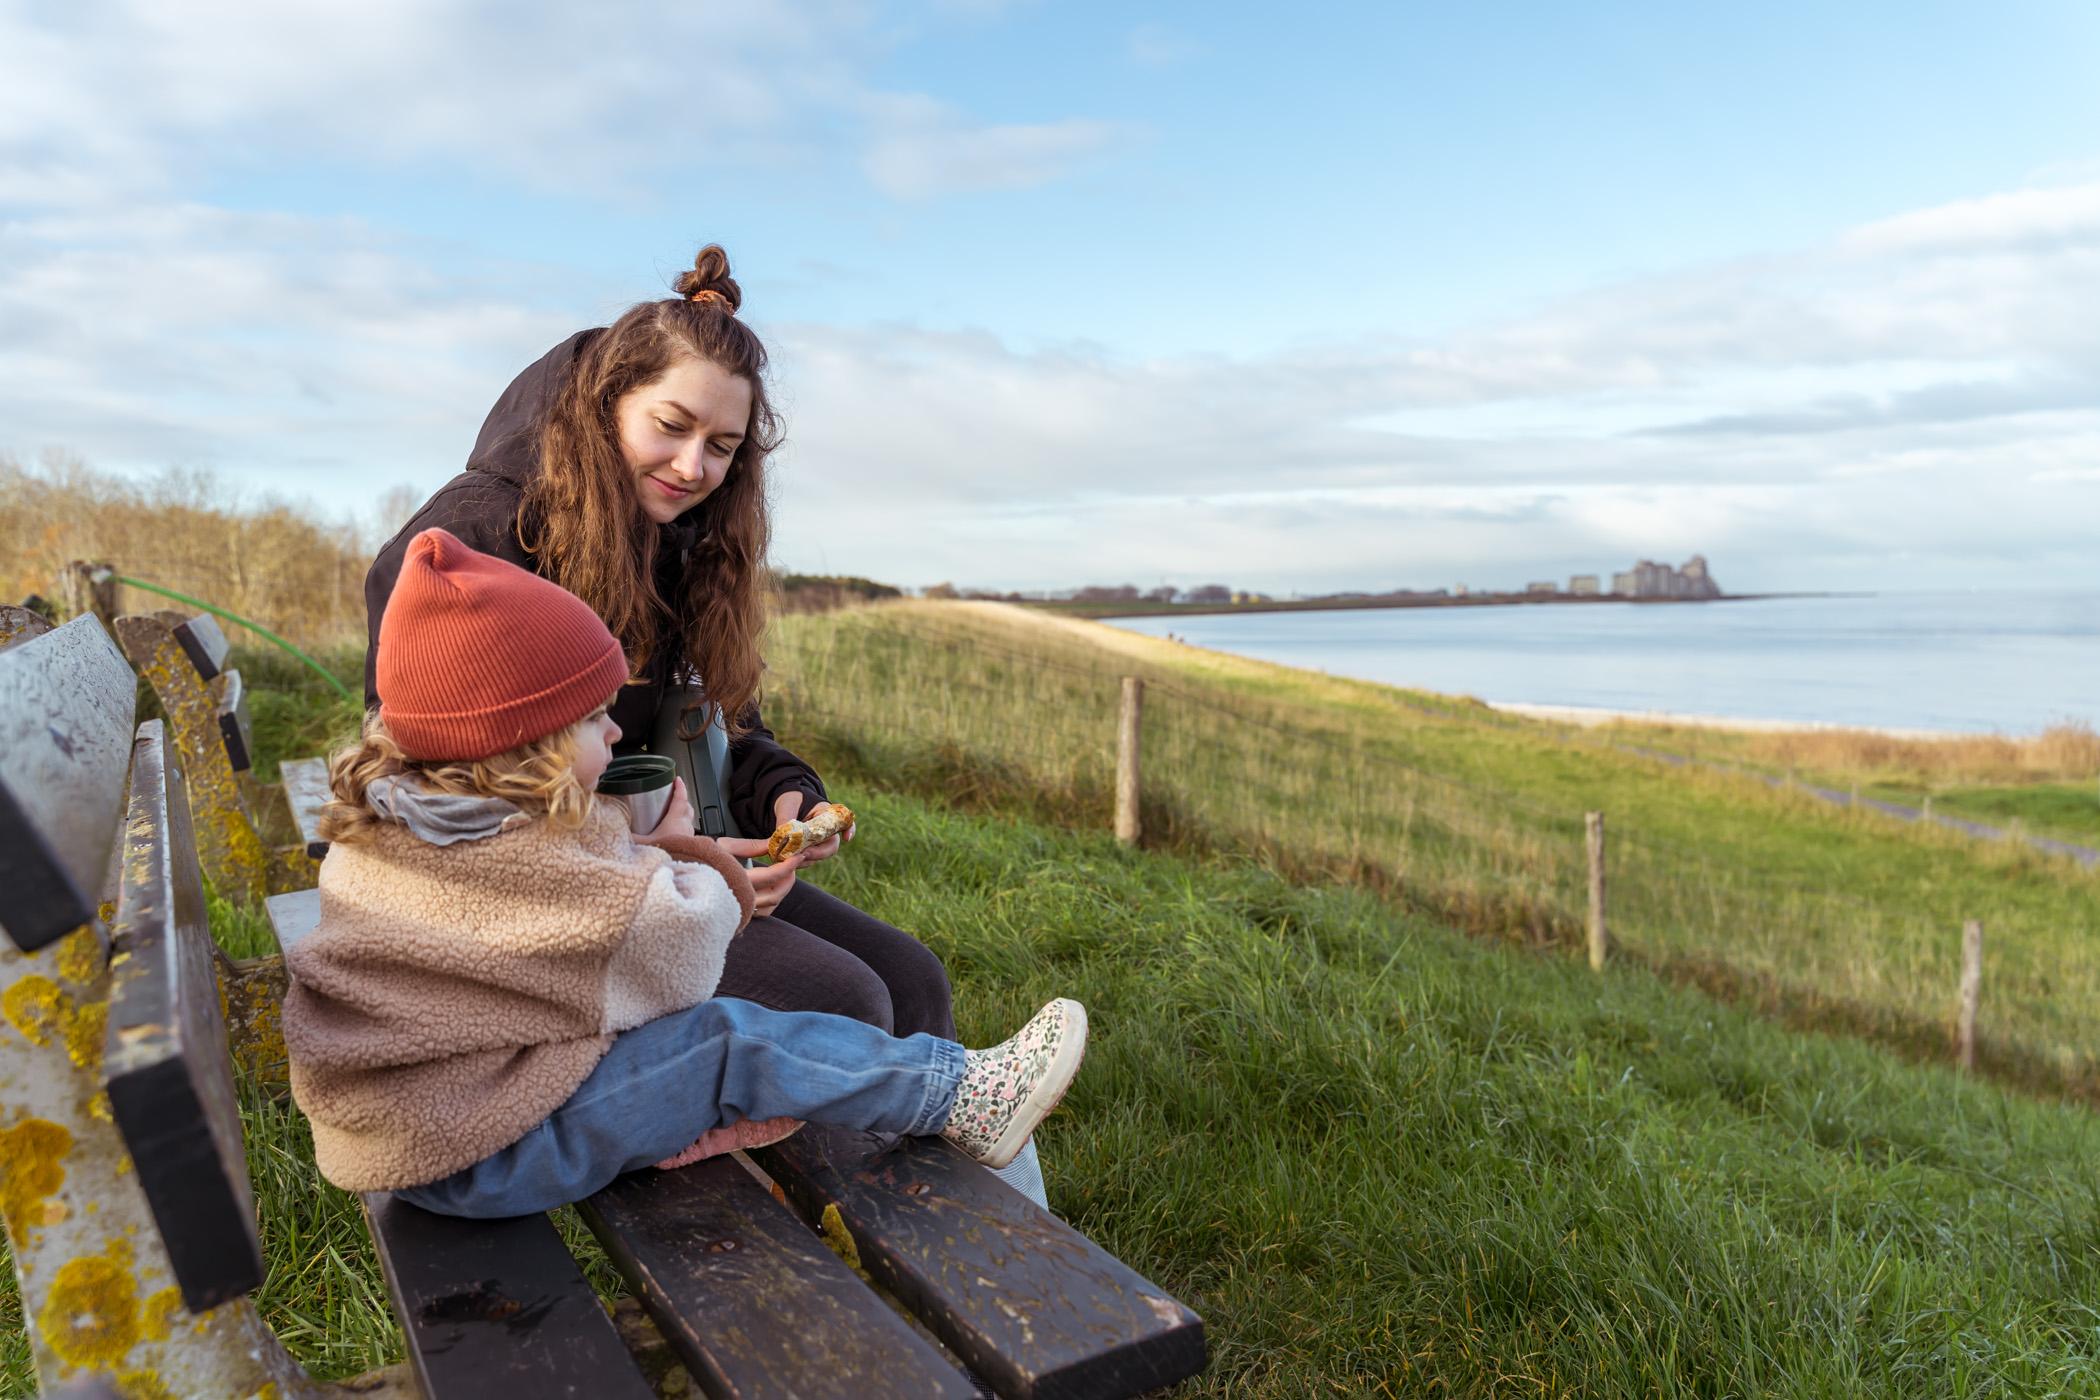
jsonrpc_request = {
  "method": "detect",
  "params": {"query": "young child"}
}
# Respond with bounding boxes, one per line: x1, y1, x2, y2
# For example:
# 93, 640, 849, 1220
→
282, 528, 1085, 1218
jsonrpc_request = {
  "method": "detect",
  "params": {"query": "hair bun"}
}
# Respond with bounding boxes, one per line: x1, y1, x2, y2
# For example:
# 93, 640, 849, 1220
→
673, 243, 743, 313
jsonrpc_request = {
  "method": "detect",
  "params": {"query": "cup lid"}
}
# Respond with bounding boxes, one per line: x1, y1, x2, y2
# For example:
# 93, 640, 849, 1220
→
597, 767, 675, 795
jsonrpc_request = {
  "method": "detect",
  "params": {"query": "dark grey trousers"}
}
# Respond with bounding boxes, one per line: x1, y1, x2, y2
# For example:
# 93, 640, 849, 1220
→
712, 880, 956, 1041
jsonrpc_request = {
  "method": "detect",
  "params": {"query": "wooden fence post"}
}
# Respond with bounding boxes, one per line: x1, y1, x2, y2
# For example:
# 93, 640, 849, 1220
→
59, 560, 116, 629
1585, 811, 1607, 971
1115, 676, 1144, 846
1957, 919, 1983, 1071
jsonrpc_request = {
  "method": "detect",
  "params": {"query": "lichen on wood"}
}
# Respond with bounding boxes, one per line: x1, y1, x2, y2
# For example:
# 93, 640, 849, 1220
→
0, 1114, 73, 1246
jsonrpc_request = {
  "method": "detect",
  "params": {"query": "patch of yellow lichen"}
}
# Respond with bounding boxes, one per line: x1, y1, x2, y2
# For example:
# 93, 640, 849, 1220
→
89, 1090, 114, 1123
0, 1115, 71, 1246
257, 1382, 281, 1400
116, 1371, 178, 1400
65, 997, 108, 1073
230, 991, 289, 1082
818, 1202, 870, 1281
139, 1285, 182, 1343
38, 1236, 142, 1370
3, 974, 67, 1047
56, 927, 104, 988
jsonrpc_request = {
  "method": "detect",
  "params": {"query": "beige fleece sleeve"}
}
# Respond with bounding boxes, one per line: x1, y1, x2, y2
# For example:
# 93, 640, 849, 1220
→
650, 832, 757, 931
598, 853, 746, 1033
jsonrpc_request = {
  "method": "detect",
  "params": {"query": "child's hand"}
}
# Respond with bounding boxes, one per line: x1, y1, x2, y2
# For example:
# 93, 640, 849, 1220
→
635, 777, 694, 847
717, 837, 798, 918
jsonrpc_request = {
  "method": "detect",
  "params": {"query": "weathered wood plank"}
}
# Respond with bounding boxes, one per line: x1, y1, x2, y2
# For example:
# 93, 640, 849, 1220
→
581, 1158, 978, 1400
0, 601, 54, 651
263, 886, 322, 952
753, 1127, 1208, 1400
113, 613, 269, 907
0, 616, 136, 951
103, 719, 268, 1311
361, 1192, 657, 1400
280, 755, 333, 859
212, 668, 255, 771
172, 612, 231, 681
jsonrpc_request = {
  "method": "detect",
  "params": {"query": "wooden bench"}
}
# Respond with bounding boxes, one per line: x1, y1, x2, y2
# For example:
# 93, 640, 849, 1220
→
10, 611, 1206, 1398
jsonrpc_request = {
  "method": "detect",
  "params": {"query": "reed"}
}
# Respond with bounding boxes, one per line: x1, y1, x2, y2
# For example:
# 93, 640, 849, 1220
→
0, 453, 378, 647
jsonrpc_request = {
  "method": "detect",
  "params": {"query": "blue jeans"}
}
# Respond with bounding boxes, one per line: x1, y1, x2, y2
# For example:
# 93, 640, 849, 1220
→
395, 997, 967, 1218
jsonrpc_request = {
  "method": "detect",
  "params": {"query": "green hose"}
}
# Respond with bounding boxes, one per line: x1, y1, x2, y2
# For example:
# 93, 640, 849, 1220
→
95, 569, 358, 703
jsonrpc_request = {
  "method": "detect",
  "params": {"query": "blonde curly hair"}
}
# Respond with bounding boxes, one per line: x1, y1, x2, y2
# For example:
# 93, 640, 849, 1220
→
317, 709, 597, 845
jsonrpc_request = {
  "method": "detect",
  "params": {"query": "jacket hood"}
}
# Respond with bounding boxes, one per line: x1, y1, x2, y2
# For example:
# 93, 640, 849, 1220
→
464, 326, 700, 558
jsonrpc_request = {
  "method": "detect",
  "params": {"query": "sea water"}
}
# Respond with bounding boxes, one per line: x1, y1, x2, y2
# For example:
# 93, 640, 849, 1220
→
1104, 591, 2100, 735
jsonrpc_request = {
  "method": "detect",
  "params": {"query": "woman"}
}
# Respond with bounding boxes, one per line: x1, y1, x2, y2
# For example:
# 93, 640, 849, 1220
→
363, 245, 1051, 1204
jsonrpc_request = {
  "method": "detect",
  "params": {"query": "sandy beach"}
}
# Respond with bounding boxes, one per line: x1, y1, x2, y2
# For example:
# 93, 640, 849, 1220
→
1487, 701, 1967, 741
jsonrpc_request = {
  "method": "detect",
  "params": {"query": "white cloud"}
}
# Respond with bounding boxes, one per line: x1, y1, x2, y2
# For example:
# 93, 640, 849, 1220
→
857, 96, 1122, 199
1125, 23, 1201, 69
0, 0, 1119, 208
3, 0, 2095, 597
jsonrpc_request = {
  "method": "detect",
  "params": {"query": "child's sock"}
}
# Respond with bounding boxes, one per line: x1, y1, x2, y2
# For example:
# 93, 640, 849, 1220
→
654, 1116, 803, 1170
987, 1136, 1048, 1211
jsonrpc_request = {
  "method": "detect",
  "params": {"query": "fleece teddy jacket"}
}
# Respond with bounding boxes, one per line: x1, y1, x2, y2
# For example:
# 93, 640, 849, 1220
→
282, 798, 757, 1192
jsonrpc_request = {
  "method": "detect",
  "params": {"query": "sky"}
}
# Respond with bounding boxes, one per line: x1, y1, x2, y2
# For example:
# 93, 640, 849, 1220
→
4, 0, 2099, 595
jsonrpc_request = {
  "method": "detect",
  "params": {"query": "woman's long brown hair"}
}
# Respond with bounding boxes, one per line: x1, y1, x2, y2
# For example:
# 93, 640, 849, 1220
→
519, 244, 782, 735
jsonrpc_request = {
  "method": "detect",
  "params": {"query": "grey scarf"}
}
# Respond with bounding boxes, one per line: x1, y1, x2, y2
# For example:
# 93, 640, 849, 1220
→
365, 775, 530, 846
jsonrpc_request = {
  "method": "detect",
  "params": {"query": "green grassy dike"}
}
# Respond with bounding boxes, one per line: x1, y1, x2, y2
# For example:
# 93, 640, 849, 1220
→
10, 787, 2100, 1395
8, 622, 2100, 1396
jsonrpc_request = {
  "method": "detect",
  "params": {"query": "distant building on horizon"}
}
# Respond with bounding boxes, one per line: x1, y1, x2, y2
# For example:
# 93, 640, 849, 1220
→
1526, 580, 1558, 595
1569, 574, 1600, 596
1611, 555, 1722, 599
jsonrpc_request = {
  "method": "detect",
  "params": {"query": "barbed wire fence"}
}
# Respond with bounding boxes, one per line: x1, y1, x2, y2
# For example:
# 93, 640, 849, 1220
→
766, 615, 2100, 1090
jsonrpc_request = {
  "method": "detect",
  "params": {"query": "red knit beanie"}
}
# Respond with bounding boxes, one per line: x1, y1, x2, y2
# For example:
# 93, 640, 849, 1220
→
376, 528, 631, 761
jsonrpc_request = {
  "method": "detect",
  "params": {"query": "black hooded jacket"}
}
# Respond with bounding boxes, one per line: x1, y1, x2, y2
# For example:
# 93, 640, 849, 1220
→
362, 330, 826, 834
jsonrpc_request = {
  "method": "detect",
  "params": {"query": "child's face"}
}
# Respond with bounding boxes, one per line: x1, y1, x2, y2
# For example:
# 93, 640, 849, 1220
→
573, 705, 621, 791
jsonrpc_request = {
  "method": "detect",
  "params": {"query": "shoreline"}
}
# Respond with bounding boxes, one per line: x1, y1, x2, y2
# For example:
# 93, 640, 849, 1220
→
1040, 591, 1854, 621
1487, 701, 1970, 741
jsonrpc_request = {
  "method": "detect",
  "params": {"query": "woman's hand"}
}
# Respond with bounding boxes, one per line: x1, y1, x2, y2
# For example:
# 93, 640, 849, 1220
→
774, 790, 855, 866
633, 778, 695, 848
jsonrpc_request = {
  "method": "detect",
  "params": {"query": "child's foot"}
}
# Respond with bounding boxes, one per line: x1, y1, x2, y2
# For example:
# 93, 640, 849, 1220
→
940, 999, 1088, 1169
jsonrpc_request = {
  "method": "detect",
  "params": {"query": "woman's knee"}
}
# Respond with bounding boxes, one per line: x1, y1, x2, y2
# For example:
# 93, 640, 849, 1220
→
817, 962, 897, 1035
882, 936, 954, 1040
714, 916, 897, 1032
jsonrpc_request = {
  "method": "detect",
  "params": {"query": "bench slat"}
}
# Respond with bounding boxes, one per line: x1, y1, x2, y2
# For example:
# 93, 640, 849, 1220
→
212, 668, 255, 772
0, 602, 54, 652
172, 612, 231, 681
362, 1192, 657, 1400
754, 1127, 1207, 1400
103, 719, 267, 1311
0, 616, 136, 951
280, 755, 332, 859
581, 1158, 979, 1400
264, 886, 323, 952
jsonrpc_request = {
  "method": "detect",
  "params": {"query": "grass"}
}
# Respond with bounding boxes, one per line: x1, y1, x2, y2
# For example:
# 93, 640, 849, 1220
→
14, 787, 2100, 1396
763, 602, 2100, 1103
1591, 718, 2100, 848
10, 611, 2100, 1393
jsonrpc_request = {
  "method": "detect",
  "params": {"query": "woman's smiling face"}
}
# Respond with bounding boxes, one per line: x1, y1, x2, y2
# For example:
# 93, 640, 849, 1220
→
615, 357, 753, 525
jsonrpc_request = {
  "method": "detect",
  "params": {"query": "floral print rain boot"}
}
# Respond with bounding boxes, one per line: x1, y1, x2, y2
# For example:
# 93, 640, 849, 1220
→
939, 998, 1088, 1169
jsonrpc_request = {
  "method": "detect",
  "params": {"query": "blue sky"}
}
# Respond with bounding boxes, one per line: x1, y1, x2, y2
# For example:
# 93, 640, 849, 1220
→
5, 1, 2099, 594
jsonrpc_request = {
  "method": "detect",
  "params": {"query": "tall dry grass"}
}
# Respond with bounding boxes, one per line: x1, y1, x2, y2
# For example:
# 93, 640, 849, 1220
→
0, 453, 384, 645
1735, 722, 2100, 785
